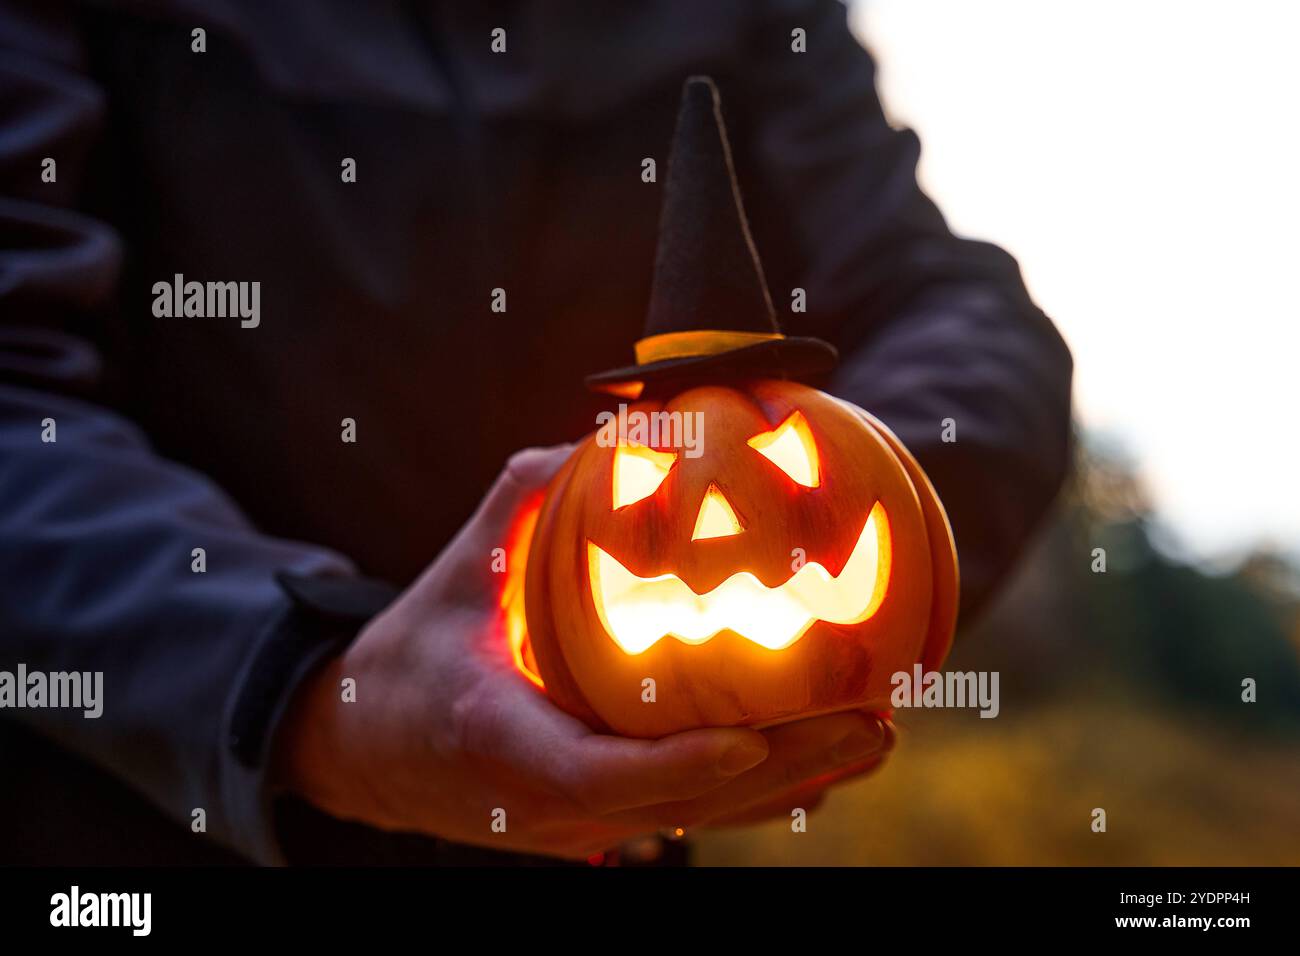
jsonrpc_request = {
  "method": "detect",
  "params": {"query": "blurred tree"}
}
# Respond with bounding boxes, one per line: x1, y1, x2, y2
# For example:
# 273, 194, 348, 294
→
958, 429, 1300, 730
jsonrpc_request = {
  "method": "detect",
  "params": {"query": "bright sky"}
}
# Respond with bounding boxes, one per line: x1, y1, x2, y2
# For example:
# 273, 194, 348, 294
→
852, 0, 1300, 562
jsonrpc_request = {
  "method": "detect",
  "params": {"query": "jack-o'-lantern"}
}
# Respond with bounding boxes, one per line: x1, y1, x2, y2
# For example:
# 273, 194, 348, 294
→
510, 78, 957, 737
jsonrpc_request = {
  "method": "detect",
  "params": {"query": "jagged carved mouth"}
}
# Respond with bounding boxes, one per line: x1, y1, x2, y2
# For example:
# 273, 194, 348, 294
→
587, 503, 891, 654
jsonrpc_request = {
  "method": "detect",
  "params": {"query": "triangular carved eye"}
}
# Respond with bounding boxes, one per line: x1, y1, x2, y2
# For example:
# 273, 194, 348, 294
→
692, 484, 743, 541
612, 444, 676, 509
747, 411, 820, 488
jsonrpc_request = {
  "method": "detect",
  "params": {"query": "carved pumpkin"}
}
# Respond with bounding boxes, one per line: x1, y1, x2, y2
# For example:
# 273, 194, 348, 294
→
520, 379, 957, 738
507, 77, 959, 736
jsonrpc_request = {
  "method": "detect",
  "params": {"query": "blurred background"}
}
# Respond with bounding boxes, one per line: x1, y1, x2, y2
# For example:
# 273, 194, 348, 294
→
698, 0, 1300, 865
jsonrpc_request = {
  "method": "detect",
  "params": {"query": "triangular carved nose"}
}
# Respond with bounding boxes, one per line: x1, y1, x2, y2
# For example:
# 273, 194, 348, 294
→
692, 483, 744, 541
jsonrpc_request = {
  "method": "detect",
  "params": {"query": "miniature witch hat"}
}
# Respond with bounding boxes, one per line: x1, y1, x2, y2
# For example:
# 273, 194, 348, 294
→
587, 76, 837, 399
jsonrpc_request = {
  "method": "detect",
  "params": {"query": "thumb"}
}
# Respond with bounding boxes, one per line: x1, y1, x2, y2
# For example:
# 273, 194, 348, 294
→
447, 444, 575, 591
404, 443, 576, 611
471, 444, 576, 535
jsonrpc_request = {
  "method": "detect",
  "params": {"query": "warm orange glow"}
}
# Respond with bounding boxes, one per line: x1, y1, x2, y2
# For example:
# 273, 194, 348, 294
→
633, 329, 786, 364
612, 443, 676, 509
597, 381, 644, 400
588, 502, 891, 654
747, 411, 820, 488
501, 493, 545, 688
691, 483, 743, 540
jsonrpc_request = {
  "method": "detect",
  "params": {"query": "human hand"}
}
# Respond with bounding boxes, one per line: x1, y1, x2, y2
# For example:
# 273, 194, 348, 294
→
273, 446, 894, 859
703, 716, 894, 829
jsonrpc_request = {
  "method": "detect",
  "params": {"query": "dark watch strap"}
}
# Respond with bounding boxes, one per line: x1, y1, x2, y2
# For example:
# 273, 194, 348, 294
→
228, 572, 400, 769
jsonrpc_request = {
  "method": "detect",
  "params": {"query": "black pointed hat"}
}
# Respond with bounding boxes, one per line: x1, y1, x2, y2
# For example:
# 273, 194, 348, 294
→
586, 76, 837, 399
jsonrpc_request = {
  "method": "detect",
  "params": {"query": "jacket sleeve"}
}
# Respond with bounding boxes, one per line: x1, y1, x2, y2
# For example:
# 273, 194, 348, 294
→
738, 0, 1074, 618
0, 2, 384, 864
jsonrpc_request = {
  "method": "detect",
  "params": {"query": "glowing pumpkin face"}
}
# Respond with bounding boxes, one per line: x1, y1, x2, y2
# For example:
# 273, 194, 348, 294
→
520, 380, 957, 738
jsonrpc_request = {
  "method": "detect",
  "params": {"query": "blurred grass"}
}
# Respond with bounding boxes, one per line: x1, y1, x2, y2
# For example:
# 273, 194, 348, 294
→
693, 697, 1300, 865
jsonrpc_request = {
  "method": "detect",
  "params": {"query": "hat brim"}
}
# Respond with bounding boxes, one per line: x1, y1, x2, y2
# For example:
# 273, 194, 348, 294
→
585, 336, 838, 399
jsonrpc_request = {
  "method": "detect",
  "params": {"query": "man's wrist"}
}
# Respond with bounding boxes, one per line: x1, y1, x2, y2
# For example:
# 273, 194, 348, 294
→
229, 572, 397, 770
267, 653, 341, 798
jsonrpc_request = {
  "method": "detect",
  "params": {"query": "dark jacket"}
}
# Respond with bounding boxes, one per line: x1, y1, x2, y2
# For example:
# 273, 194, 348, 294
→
0, 0, 1072, 864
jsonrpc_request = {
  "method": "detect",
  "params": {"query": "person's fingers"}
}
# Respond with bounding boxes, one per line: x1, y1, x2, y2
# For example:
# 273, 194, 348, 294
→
689, 711, 889, 823
556, 726, 772, 814
608, 710, 891, 829
505, 444, 578, 486
456, 673, 771, 815
705, 755, 886, 827
700, 716, 894, 827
